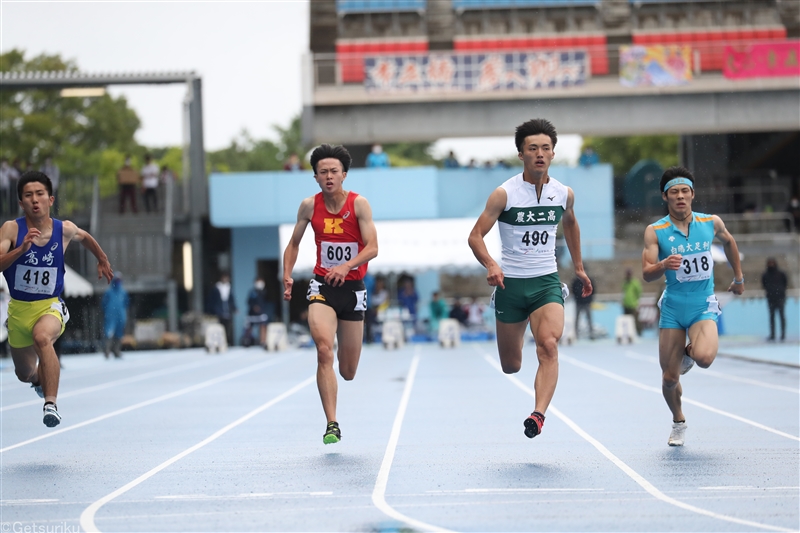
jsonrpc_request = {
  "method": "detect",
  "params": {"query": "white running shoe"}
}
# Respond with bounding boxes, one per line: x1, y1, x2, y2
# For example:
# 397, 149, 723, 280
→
31, 383, 44, 398
43, 403, 61, 428
680, 354, 695, 375
668, 421, 687, 446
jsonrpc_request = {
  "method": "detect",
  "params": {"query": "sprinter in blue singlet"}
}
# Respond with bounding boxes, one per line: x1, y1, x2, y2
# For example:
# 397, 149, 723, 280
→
0, 171, 113, 427
642, 166, 744, 447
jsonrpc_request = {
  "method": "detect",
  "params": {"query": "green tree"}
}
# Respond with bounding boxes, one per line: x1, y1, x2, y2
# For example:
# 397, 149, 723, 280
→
383, 142, 437, 167
581, 135, 679, 177
0, 49, 141, 176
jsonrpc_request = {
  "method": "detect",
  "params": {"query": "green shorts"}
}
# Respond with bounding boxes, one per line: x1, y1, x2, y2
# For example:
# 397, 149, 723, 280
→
491, 273, 564, 324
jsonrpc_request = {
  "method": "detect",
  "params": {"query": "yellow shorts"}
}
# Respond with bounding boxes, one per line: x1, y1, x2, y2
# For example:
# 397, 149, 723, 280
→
7, 297, 69, 348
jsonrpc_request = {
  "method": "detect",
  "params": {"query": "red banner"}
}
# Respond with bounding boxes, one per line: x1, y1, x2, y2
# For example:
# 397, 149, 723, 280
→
724, 40, 800, 79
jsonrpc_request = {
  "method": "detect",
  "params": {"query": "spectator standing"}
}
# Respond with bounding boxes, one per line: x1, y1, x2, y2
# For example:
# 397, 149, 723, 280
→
572, 274, 595, 339
208, 272, 237, 346
762, 257, 788, 342
578, 146, 600, 167
1, 158, 14, 217
39, 157, 60, 203
284, 153, 302, 171
443, 151, 460, 169
159, 164, 176, 185
117, 156, 140, 214
787, 196, 800, 232
449, 297, 468, 326
467, 297, 485, 329
397, 277, 418, 322
141, 154, 160, 213
365, 144, 390, 168
622, 268, 643, 334
428, 291, 449, 334
245, 278, 270, 346
101, 273, 129, 359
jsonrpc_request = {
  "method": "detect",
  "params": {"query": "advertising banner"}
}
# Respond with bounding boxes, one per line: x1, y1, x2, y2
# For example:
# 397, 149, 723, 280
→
619, 45, 692, 87
364, 50, 588, 92
723, 40, 800, 79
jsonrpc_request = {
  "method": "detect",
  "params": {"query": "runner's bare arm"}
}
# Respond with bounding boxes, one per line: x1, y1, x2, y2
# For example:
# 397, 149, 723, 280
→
713, 215, 745, 295
642, 225, 681, 282
282, 197, 314, 300
561, 187, 592, 297
324, 195, 378, 287
468, 187, 506, 289
0, 220, 37, 272
63, 220, 113, 283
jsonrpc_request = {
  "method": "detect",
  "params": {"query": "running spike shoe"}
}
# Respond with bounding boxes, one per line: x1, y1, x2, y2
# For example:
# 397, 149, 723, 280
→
523, 411, 545, 439
323, 421, 341, 445
43, 403, 61, 428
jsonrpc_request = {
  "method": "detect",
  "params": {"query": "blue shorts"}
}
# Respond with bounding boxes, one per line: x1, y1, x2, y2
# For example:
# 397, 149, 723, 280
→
658, 291, 721, 330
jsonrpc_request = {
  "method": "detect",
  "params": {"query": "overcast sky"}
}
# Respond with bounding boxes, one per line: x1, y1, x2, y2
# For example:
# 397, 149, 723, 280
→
1, 0, 581, 163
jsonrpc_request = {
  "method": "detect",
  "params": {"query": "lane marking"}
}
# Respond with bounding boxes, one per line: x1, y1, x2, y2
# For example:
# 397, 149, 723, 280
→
1, 355, 296, 454
153, 491, 333, 500
699, 486, 800, 492
372, 350, 454, 533
1, 356, 224, 412
483, 354, 794, 533
624, 350, 800, 394
0, 499, 59, 504
427, 488, 603, 494
561, 354, 800, 442
79, 374, 316, 533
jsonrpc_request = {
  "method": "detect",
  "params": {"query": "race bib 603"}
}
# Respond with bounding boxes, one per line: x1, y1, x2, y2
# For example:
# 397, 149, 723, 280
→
321, 241, 358, 269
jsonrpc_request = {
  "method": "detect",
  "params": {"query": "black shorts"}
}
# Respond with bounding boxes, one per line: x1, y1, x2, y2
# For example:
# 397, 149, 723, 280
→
307, 275, 367, 321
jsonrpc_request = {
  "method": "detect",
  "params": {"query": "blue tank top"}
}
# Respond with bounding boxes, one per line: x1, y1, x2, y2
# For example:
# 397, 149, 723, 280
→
3, 217, 66, 301
651, 212, 716, 295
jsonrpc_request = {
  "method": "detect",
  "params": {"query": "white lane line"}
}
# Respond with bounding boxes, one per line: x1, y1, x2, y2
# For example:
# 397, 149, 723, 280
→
624, 350, 800, 394
699, 486, 800, 492
153, 491, 334, 500
0, 499, 59, 504
427, 488, 603, 494
0, 355, 295, 454
372, 351, 454, 533
561, 354, 800, 442
79, 373, 315, 533
1, 356, 224, 412
483, 354, 794, 533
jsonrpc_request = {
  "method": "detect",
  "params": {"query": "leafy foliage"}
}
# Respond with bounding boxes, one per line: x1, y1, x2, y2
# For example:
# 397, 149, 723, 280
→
581, 135, 679, 177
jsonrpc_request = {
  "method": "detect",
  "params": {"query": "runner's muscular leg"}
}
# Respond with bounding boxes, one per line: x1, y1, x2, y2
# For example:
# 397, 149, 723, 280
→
336, 319, 363, 381
659, 328, 687, 422
495, 320, 529, 374
308, 304, 340, 423
687, 320, 719, 369
529, 302, 564, 415
11, 345, 39, 384
31, 314, 63, 404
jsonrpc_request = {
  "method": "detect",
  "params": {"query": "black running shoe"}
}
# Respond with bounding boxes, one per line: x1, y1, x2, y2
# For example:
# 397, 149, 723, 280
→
523, 411, 545, 439
323, 421, 341, 445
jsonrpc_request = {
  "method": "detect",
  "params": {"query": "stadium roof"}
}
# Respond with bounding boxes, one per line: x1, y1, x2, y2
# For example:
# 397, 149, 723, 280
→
0, 70, 197, 88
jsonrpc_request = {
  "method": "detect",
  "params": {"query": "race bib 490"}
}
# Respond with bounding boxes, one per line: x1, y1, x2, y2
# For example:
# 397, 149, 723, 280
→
15, 265, 57, 295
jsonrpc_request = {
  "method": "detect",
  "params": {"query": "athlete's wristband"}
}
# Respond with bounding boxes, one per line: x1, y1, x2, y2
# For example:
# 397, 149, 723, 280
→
733, 277, 744, 284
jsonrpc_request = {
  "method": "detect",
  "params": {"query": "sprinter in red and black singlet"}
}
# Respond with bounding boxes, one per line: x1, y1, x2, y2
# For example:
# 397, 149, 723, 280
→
0, 171, 113, 428
283, 144, 378, 445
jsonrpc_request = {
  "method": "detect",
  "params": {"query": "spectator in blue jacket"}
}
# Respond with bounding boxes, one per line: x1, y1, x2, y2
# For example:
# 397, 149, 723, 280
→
102, 273, 130, 359
366, 144, 390, 168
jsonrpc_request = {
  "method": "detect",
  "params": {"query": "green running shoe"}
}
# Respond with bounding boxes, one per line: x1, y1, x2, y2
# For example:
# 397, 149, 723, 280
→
323, 421, 341, 444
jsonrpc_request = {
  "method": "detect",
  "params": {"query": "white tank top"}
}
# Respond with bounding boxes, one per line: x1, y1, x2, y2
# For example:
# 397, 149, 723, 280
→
497, 173, 568, 278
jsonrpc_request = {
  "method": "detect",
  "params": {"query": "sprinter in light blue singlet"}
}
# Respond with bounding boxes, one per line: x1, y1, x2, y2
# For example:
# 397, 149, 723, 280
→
0, 171, 113, 428
642, 166, 744, 447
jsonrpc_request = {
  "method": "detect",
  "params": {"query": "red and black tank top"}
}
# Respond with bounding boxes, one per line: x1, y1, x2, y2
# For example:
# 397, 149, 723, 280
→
311, 191, 367, 281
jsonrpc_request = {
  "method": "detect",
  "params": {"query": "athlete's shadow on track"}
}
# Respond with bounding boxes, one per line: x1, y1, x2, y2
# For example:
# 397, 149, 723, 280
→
3, 462, 66, 477
497, 462, 565, 482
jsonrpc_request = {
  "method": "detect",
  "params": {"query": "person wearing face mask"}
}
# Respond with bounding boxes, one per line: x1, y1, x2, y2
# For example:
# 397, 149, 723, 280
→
245, 277, 270, 346
207, 272, 237, 346
761, 258, 787, 342
365, 144, 390, 168
117, 155, 140, 214
102, 272, 129, 359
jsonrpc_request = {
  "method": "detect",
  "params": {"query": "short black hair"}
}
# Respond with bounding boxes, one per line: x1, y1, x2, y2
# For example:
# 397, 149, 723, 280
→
659, 166, 695, 193
17, 171, 53, 200
515, 118, 558, 152
310, 144, 351, 173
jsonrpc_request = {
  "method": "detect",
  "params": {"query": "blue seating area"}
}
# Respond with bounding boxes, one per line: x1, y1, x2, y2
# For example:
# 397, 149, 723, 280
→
453, 0, 598, 9
337, 0, 426, 13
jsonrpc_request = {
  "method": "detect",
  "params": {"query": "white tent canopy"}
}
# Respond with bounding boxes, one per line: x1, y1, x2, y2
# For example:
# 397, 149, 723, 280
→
279, 218, 501, 275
